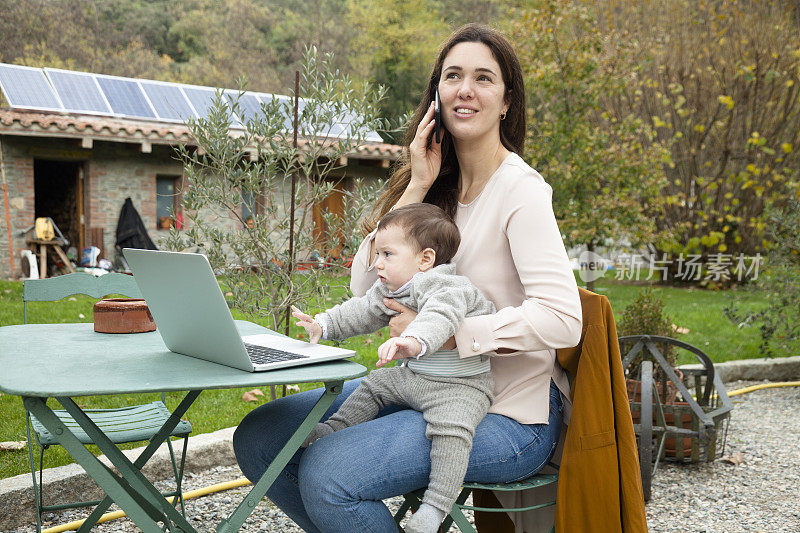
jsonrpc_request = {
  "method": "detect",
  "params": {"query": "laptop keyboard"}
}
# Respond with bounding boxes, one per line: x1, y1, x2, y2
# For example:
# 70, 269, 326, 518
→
244, 343, 309, 365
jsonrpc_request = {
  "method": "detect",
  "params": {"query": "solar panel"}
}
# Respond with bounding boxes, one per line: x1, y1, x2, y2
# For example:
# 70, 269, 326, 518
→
95, 75, 156, 119
343, 108, 384, 142
0, 63, 63, 111
44, 68, 111, 115
141, 81, 196, 122
224, 90, 264, 123
182, 86, 220, 120
0, 63, 383, 142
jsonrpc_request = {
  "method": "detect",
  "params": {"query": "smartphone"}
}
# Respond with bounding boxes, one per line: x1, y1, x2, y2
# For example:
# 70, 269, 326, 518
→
434, 89, 442, 144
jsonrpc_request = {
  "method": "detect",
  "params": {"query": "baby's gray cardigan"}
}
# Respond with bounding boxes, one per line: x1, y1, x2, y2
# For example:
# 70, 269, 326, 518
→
321, 263, 495, 353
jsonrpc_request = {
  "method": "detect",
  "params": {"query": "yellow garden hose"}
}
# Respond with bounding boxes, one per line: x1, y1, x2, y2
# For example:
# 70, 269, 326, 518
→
727, 380, 800, 396
41, 478, 252, 533
41, 381, 800, 532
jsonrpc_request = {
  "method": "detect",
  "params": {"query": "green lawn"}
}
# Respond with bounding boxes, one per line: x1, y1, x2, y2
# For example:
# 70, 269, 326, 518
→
0, 272, 793, 479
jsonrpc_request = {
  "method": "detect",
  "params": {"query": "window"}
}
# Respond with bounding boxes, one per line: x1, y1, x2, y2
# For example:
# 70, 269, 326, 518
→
156, 175, 181, 230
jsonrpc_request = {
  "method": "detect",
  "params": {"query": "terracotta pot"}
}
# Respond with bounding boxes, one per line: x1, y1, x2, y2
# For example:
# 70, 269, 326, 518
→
626, 371, 682, 404
627, 374, 693, 458
664, 402, 693, 457
93, 298, 156, 334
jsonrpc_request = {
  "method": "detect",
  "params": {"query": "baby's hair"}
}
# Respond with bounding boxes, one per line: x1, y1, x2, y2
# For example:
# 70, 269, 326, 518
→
377, 203, 460, 266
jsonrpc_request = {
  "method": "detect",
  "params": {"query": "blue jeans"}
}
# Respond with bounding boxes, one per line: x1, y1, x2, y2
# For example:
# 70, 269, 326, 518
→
233, 377, 563, 533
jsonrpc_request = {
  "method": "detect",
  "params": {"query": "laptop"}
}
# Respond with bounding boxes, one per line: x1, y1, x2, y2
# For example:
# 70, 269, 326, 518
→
122, 248, 355, 372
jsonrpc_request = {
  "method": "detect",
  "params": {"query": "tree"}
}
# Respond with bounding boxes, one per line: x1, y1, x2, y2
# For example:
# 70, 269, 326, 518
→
1, 0, 178, 80
599, 0, 800, 282
435, 0, 505, 28
164, 47, 385, 332
507, 0, 669, 290
168, 0, 282, 90
346, 0, 450, 143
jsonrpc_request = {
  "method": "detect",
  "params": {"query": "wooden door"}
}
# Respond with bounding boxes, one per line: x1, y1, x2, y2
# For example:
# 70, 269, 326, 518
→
312, 180, 345, 259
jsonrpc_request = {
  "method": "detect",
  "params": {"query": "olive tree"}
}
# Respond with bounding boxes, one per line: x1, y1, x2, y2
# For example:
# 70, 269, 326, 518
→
164, 47, 385, 332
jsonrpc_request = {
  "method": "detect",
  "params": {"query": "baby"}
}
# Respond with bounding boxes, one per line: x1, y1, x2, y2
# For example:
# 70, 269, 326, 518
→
291, 202, 495, 533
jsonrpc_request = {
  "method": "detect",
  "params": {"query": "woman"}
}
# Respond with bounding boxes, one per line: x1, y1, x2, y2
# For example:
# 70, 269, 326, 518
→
233, 24, 582, 532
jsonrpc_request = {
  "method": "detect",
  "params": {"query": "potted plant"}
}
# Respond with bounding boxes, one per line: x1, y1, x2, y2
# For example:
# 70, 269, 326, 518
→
618, 287, 677, 398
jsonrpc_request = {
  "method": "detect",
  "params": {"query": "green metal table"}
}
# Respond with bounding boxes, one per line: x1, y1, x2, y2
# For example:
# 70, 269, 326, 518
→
0, 322, 367, 532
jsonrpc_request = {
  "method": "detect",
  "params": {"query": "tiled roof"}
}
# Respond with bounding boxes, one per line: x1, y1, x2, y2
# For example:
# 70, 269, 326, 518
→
0, 108, 403, 159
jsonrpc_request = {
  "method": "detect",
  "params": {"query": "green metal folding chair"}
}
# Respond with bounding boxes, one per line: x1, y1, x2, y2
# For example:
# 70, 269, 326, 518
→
394, 466, 559, 533
22, 272, 192, 532
394, 366, 575, 533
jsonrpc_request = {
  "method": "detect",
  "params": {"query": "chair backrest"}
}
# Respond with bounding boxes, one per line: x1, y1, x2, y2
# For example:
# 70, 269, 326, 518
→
23, 272, 141, 324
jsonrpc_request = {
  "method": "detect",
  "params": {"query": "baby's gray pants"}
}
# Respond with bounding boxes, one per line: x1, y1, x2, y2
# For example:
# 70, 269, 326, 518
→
320, 365, 494, 514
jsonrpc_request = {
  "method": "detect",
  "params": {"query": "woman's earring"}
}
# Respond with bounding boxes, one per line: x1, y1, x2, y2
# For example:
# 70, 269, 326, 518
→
500, 111, 507, 120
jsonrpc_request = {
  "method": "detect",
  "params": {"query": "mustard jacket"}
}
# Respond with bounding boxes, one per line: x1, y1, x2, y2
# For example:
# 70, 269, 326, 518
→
554, 288, 647, 532
474, 288, 648, 533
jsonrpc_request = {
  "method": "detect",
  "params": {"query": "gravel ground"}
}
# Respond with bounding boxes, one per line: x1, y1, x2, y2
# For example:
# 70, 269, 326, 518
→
11, 381, 799, 532
644, 381, 800, 532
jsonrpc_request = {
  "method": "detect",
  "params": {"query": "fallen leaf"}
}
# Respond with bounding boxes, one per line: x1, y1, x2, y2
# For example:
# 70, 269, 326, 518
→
3, 289, 11, 294
286, 385, 300, 394
721, 451, 745, 465
225, 292, 233, 297
671, 324, 690, 334
0, 440, 27, 451
242, 389, 265, 402
363, 337, 374, 345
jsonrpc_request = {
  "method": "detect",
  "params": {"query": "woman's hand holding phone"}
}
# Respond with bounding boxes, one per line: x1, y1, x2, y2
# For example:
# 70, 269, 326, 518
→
406, 99, 443, 198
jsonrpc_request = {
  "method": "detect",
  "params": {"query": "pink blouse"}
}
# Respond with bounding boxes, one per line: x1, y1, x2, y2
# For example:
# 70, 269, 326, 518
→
350, 153, 582, 424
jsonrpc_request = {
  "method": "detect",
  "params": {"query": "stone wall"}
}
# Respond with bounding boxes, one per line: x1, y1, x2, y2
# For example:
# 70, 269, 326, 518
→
0, 134, 391, 279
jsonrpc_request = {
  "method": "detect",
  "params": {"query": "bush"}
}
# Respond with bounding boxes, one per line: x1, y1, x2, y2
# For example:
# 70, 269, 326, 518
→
618, 287, 676, 367
724, 197, 800, 356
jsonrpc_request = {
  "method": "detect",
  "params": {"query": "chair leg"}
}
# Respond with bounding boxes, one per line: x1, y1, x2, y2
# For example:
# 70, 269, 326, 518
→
394, 497, 415, 527
39, 446, 46, 519
441, 488, 471, 531
161, 393, 188, 517
395, 492, 422, 530
448, 505, 477, 533
165, 436, 181, 511
176, 435, 190, 516
26, 413, 42, 533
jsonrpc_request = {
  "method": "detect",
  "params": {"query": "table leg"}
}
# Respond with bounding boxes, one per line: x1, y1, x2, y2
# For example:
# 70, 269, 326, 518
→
55, 396, 198, 533
216, 380, 344, 533
77, 390, 201, 532
24, 397, 166, 533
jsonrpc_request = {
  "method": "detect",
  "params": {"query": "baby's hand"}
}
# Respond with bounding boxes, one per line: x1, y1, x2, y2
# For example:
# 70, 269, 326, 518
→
376, 337, 422, 367
291, 305, 323, 343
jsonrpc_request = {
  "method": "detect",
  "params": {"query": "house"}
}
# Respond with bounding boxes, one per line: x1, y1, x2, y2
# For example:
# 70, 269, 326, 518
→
0, 67, 402, 279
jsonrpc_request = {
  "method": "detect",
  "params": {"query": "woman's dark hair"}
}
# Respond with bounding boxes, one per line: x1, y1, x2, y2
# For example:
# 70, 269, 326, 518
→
377, 203, 460, 266
362, 23, 526, 235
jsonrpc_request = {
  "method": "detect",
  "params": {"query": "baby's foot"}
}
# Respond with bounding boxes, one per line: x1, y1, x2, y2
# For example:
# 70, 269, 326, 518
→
301, 422, 334, 448
404, 503, 446, 533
